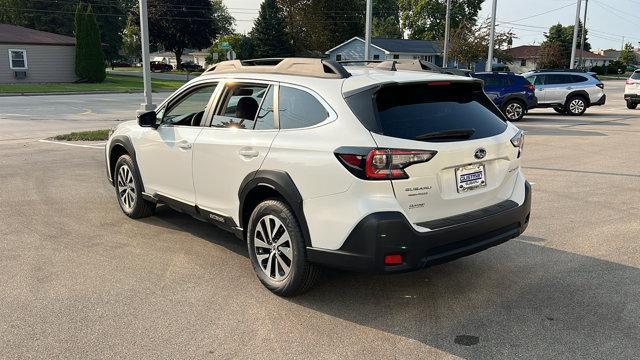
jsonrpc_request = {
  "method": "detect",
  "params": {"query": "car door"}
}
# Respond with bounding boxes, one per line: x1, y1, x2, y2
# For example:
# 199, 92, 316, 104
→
479, 75, 501, 103
528, 75, 548, 103
135, 82, 220, 205
192, 81, 279, 224
544, 74, 572, 104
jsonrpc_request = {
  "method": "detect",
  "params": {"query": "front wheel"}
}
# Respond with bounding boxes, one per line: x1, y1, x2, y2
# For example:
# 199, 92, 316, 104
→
247, 199, 321, 296
114, 155, 155, 219
502, 100, 525, 121
626, 100, 638, 109
565, 96, 587, 116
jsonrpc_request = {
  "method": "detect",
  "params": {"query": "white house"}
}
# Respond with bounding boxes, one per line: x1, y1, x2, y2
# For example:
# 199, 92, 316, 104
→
506, 45, 613, 73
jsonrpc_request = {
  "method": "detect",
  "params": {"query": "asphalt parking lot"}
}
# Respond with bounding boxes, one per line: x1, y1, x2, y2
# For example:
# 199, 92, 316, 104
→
1, 81, 638, 359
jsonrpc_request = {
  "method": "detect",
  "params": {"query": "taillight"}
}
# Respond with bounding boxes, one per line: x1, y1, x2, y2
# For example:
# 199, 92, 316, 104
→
596, 83, 604, 89
336, 148, 437, 180
510, 130, 525, 158
526, 83, 535, 92
626, 79, 635, 85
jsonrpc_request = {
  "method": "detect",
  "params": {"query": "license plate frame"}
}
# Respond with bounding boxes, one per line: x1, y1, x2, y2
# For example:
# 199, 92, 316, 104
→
456, 163, 487, 193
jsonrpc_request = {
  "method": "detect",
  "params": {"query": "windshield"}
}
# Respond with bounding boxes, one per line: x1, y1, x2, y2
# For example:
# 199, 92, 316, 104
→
346, 82, 508, 142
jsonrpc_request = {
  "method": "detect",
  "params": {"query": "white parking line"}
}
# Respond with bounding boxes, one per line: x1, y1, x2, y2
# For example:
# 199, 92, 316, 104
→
38, 139, 105, 149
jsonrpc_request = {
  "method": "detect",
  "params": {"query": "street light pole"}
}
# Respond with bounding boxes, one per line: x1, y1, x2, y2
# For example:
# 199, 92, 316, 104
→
138, 0, 155, 114
364, 0, 373, 61
578, 0, 588, 69
443, 0, 451, 67
486, 0, 497, 71
569, 0, 582, 69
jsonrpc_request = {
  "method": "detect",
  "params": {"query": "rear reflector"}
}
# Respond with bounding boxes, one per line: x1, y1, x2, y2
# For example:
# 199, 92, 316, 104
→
384, 254, 403, 265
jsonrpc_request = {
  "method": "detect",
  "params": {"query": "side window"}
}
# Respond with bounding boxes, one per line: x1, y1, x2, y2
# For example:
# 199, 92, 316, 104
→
279, 86, 329, 129
572, 75, 588, 83
254, 86, 276, 130
161, 84, 217, 126
532, 75, 544, 85
211, 83, 269, 129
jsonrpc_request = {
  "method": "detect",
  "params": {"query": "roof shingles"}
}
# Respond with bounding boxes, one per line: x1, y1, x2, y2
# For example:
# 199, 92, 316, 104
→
0, 24, 75, 46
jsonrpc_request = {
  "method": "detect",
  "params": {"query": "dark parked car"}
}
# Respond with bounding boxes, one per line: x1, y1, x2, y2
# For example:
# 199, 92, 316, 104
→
110, 60, 131, 68
472, 72, 537, 121
178, 61, 204, 72
150, 61, 173, 72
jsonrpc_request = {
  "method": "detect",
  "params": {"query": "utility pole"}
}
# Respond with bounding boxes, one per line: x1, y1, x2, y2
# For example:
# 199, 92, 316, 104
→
569, 0, 582, 69
578, 0, 588, 69
486, 0, 497, 71
138, 0, 155, 114
364, 0, 373, 61
443, 0, 451, 67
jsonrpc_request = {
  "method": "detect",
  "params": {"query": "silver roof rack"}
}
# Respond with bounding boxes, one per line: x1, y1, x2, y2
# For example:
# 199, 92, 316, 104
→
204, 58, 351, 79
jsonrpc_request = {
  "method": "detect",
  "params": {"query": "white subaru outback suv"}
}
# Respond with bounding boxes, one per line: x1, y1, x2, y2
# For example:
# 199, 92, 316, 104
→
106, 58, 531, 296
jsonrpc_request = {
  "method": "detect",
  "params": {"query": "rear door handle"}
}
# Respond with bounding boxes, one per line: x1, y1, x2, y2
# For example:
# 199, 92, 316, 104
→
178, 141, 192, 150
239, 148, 259, 158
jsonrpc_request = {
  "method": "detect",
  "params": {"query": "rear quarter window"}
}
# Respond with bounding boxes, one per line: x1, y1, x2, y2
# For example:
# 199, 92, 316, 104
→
347, 82, 508, 142
631, 71, 640, 80
279, 86, 329, 129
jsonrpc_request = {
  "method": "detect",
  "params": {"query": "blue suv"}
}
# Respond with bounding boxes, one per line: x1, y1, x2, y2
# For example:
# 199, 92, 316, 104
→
472, 72, 537, 121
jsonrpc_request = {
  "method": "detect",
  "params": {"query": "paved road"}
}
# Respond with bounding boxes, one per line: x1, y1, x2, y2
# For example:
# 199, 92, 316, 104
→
108, 69, 199, 81
0, 81, 638, 359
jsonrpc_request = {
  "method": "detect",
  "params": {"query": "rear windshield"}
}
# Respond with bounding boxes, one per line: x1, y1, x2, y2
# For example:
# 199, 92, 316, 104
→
347, 82, 507, 142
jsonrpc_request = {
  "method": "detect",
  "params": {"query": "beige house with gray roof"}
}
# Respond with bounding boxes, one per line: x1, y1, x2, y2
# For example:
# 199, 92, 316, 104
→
0, 24, 77, 83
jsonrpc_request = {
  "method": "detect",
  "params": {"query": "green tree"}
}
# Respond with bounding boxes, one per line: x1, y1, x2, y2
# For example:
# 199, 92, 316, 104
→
74, 4, 86, 79
373, 0, 402, 39
538, 42, 565, 69
398, 0, 483, 40
250, 0, 294, 58
620, 42, 635, 65
146, 0, 234, 67
541, 22, 590, 68
83, 5, 106, 82
449, 19, 514, 69
207, 34, 255, 63
121, 16, 141, 63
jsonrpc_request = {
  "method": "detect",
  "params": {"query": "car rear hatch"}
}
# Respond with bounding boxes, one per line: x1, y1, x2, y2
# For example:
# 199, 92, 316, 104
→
344, 80, 524, 226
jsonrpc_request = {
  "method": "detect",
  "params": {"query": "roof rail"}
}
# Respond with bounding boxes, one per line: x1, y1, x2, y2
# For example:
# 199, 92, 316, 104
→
533, 68, 586, 73
340, 59, 442, 73
203, 58, 351, 79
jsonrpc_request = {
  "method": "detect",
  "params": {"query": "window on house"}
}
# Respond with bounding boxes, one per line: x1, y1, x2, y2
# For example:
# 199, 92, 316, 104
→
373, 54, 380, 60
9, 49, 27, 69
520, 59, 527, 67
393, 54, 399, 59
336, 54, 342, 61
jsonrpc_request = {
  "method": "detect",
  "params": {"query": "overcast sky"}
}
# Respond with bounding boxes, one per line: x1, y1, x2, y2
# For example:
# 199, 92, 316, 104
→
223, 0, 639, 51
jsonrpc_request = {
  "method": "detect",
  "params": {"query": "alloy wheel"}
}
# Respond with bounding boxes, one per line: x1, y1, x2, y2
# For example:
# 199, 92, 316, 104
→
569, 99, 585, 114
117, 164, 136, 212
253, 215, 293, 281
505, 102, 523, 120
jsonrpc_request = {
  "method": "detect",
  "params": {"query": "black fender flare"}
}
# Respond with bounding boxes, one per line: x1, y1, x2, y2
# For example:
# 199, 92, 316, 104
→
107, 135, 141, 188
238, 170, 312, 247
565, 90, 591, 106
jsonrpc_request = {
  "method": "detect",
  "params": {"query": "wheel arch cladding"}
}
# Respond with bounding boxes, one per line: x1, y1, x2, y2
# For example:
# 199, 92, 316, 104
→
566, 90, 590, 105
108, 136, 138, 187
238, 170, 312, 247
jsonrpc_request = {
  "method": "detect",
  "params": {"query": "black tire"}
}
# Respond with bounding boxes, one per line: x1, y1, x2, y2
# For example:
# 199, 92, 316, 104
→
565, 96, 587, 116
553, 106, 566, 114
114, 155, 155, 219
626, 101, 637, 109
502, 99, 526, 121
247, 199, 321, 297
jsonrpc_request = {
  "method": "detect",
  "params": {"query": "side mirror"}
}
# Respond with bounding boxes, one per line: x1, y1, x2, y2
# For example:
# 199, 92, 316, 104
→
137, 111, 158, 128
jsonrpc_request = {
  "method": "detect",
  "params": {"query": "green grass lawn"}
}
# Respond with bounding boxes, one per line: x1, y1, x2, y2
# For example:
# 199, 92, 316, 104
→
53, 129, 111, 141
0, 74, 186, 94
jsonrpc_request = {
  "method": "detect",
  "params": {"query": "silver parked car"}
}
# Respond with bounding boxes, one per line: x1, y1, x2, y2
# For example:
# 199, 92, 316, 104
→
522, 70, 606, 116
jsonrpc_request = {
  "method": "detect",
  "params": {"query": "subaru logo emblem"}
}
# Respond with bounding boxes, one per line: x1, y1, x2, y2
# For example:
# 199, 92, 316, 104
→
474, 148, 486, 159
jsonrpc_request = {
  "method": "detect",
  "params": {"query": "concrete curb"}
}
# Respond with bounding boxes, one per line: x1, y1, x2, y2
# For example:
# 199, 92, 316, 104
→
0, 89, 175, 97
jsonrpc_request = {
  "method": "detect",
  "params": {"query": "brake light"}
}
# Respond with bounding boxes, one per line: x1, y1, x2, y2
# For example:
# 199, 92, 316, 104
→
526, 83, 535, 92
510, 130, 525, 158
336, 148, 437, 180
596, 83, 604, 89
626, 79, 635, 85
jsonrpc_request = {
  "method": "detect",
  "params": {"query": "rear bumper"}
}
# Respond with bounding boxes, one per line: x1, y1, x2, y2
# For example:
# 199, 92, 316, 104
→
591, 94, 606, 106
624, 93, 640, 102
307, 181, 532, 273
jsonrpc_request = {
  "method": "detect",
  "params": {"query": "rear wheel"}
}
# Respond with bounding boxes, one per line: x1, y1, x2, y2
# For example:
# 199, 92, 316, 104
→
247, 199, 320, 296
114, 155, 155, 219
565, 96, 587, 116
626, 100, 638, 109
502, 100, 525, 121
553, 106, 566, 114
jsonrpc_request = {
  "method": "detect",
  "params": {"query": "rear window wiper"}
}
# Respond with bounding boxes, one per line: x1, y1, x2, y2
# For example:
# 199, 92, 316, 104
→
414, 129, 475, 141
